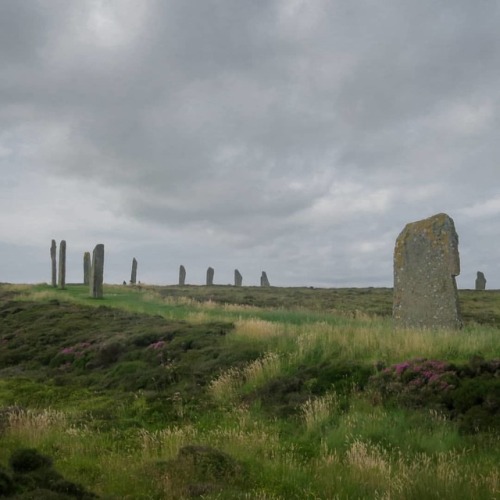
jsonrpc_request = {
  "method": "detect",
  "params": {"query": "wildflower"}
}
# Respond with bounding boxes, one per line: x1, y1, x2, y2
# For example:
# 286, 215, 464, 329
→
147, 340, 166, 350
395, 361, 410, 375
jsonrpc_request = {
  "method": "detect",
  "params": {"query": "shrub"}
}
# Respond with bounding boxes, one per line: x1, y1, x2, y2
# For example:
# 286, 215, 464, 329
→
5, 448, 98, 499
96, 341, 124, 366
9, 448, 53, 472
0, 465, 14, 496
369, 358, 458, 410
161, 444, 246, 497
460, 405, 500, 434
248, 361, 369, 417
369, 357, 500, 433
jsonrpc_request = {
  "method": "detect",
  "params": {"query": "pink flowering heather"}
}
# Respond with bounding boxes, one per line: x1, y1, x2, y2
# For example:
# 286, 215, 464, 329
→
60, 342, 93, 357
147, 340, 166, 350
369, 357, 458, 407
394, 361, 410, 374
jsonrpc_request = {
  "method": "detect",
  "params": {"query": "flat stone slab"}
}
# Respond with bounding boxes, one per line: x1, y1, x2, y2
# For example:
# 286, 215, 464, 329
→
50, 240, 57, 287
475, 271, 486, 291
179, 265, 186, 285
260, 271, 270, 287
58, 240, 66, 290
83, 252, 91, 286
90, 244, 105, 298
234, 269, 242, 286
206, 267, 214, 286
130, 257, 137, 284
393, 213, 462, 329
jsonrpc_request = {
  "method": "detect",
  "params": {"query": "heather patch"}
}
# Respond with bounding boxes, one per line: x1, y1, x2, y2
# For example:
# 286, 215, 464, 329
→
369, 357, 500, 433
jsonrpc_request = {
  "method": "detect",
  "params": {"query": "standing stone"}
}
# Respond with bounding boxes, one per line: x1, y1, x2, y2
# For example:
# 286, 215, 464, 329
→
90, 244, 105, 298
260, 271, 270, 287
206, 267, 214, 286
393, 213, 462, 329
50, 240, 57, 287
179, 265, 186, 286
58, 240, 66, 289
475, 271, 486, 291
130, 258, 138, 285
83, 252, 91, 286
234, 269, 242, 286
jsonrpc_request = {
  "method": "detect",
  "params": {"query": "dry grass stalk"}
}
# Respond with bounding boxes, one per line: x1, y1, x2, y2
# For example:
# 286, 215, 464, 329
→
208, 366, 243, 402
242, 352, 281, 385
234, 319, 284, 340
301, 392, 338, 431
7, 408, 66, 443
139, 425, 197, 459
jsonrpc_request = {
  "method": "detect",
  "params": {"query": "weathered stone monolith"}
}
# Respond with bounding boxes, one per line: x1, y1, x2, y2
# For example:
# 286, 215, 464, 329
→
58, 240, 66, 289
393, 213, 462, 329
475, 271, 486, 291
179, 265, 186, 285
260, 271, 270, 287
234, 269, 242, 286
130, 258, 137, 285
206, 267, 214, 286
83, 252, 91, 285
90, 244, 105, 298
50, 240, 57, 287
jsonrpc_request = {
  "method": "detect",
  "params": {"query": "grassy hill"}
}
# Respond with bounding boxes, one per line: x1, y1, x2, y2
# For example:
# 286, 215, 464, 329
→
0, 283, 499, 498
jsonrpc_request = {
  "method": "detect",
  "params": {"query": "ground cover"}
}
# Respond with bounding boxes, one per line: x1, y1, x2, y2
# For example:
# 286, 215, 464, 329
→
0, 283, 498, 498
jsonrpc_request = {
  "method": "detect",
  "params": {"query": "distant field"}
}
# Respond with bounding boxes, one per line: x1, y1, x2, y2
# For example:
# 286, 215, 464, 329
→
4, 281, 499, 324
155, 284, 500, 327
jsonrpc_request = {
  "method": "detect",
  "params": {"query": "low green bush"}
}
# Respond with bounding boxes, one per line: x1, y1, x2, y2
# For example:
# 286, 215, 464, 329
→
0, 465, 15, 496
9, 448, 53, 472
249, 361, 371, 417
3, 448, 97, 499
369, 356, 500, 432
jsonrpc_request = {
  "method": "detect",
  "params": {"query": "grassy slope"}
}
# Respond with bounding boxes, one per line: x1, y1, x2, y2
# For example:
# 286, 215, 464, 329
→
0, 283, 499, 499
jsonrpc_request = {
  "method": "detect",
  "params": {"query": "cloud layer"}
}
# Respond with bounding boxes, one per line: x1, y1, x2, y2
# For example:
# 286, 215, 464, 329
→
1, 1, 500, 288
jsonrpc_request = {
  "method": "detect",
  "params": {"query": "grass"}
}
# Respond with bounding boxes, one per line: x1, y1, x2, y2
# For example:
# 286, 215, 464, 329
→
0, 283, 499, 498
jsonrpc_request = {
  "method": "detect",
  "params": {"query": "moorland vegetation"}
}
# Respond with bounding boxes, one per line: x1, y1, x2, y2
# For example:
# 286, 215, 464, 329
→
0, 283, 499, 499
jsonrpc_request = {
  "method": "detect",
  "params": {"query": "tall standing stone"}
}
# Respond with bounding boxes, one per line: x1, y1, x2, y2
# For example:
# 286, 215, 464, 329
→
179, 265, 186, 286
90, 244, 105, 298
58, 240, 66, 289
83, 252, 91, 286
50, 240, 57, 287
234, 269, 242, 286
475, 271, 486, 291
260, 271, 270, 287
206, 267, 214, 286
393, 213, 462, 329
130, 258, 138, 285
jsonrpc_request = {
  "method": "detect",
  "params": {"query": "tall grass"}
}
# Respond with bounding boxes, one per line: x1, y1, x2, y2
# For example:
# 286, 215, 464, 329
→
229, 315, 499, 377
300, 391, 339, 431
1, 383, 499, 498
1, 283, 499, 498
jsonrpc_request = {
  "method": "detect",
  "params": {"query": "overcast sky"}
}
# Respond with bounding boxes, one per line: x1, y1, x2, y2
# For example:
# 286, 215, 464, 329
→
1, 1, 499, 288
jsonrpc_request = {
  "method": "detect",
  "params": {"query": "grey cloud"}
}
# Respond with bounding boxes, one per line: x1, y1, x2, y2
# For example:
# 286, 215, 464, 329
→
2, 1, 500, 287
0, 1, 58, 65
